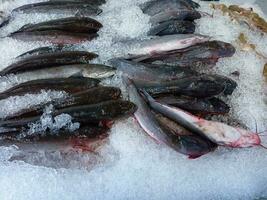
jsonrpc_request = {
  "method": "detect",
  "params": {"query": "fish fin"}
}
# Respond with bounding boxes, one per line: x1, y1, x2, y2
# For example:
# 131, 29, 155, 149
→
69, 71, 84, 78
188, 155, 201, 159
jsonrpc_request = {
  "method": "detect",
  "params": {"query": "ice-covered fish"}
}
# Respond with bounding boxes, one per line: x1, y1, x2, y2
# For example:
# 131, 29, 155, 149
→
142, 91, 263, 148
0, 100, 137, 128
0, 11, 10, 28
11, 1, 102, 16
125, 34, 210, 60
124, 76, 216, 158
109, 58, 196, 82
137, 75, 226, 98
0, 77, 100, 100
136, 40, 236, 67
0, 51, 98, 76
156, 95, 230, 115
148, 20, 196, 36
6, 86, 121, 120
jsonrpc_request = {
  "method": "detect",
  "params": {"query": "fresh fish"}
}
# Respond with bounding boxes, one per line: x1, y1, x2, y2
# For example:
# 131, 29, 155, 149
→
149, 9, 201, 24
109, 58, 197, 82
0, 77, 100, 100
142, 91, 263, 148
148, 20, 196, 36
137, 75, 226, 98
11, 1, 102, 16
0, 100, 137, 128
0, 51, 98, 76
49, 0, 106, 6
156, 95, 230, 115
141, 0, 195, 16
0, 125, 108, 142
125, 34, 210, 60
124, 76, 216, 158
6, 86, 121, 120
16, 46, 71, 59
136, 40, 236, 66
13, 17, 102, 34
9, 31, 98, 44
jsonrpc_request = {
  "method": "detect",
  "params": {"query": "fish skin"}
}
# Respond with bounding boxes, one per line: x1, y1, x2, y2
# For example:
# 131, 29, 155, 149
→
149, 9, 201, 24
137, 75, 226, 98
126, 34, 210, 59
5, 86, 122, 120
109, 58, 197, 82
0, 100, 137, 128
49, 0, 106, 6
14, 17, 102, 34
0, 125, 108, 142
148, 20, 196, 36
141, 0, 195, 16
0, 77, 100, 100
0, 11, 10, 28
12, 1, 102, 16
137, 40, 236, 66
9, 30, 98, 45
156, 95, 230, 115
0, 51, 98, 76
124, 76, 215, 158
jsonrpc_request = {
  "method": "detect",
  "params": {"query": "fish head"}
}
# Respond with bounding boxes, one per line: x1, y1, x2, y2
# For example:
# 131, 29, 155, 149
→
209, 41, 236, 58
229, 128, 261, 148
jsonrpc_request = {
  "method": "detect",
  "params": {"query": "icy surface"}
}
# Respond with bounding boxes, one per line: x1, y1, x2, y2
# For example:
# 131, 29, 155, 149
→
0, 0, 267, 200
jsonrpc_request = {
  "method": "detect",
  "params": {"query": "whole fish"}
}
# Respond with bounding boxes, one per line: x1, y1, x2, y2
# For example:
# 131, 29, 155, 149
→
6, 63, 116, 83
9, 31, 98, 44
109, 58, 197, 82
11, 1, 102, 16
0, 77, 100, 100
138, 75, 226, 98
156, 95, 230, 115
124, 76, 216, 158
148, 20, 196, 36
0, 51, 98, 76
13, 17, 102, 34
142, 91, 263, 148
0, 100, 137, 128
125, 34, 210, 60
149, 9, 201, 24
135, 40, 236, 66
6, 86, 121, 120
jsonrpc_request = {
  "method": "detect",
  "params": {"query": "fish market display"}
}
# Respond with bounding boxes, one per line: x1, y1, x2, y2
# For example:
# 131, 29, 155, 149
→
0, 0, 267, 199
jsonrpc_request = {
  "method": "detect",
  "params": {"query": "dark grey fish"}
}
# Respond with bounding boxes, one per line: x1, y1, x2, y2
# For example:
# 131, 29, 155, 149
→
12, 1, 102, 16
137, 75, 226, 98
141, 0, 196, 16
6, 86, 121, 120
16, 46, 72, 59
49, 0, 106, 6
14, 17, 102, 34
124, 76, 215, 158
0, 100, 137, 128
148, 20, 196, 36
109, 58, 197, 82
9, 31, 98, 45
0, 51, 98, 76
150, 10, 201, 24
156, 95, 230, 115
137, 41, 236, 67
